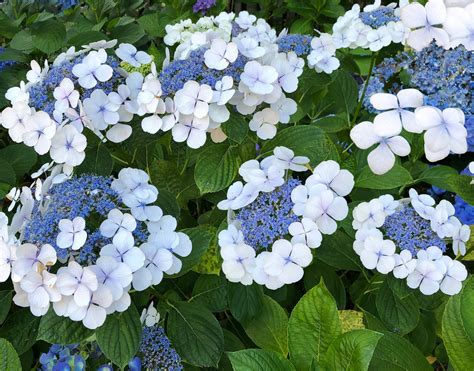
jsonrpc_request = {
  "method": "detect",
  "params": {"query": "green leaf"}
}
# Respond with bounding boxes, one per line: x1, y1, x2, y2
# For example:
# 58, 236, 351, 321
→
369, 331, 431, 371
10, 30, 34, 52
375, 280, 419, 335
96, 304, 142, 369
228, 349, 296, 371
30, 20, 67, 54
228, 282, 264, 322
167, 301, 224, 367
191, 274, 228, 312
314, 115, 349, 133
261, 125, 339, 166
0, 291, 12, 325
442, 278, 474, 370
137, 13, 163, 37
0, 339, 21, 371
356, 165, 413, 189
109, 23, 145, 44
0, 157, 16, 185
168, 226, 213, 277
0, 145, 37, 178
317, 231, 363, 271
37, 310, 94, 344
288, 280, 342, 369
221, 113, 249, 144
156, 188, 180, 219
0, 12, 19, 38
322, 329, 383, 371
0, 308, 39, 355
194, 144, 240, 194
325, 70, 358, 116
68, 31, 108, 48
242, 296, 289, 356
76, 144, 113, 176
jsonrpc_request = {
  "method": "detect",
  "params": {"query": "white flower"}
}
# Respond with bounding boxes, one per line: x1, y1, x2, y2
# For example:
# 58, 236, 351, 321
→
264, 240, 312, 284
271, 54, 299, 93
221, 243, 256, 285
241, 61, 278, 95
444, 4, 474, 50
218, 225, 244, 248
53, 78, 79, 113
5, 81, 29, 104
50, 125, 87, 167
252, 252, 285, 290
430, 200, 456, 238
366, 27, 392, 51
270, 146, 309, 172
204, 39, 238, 70
360, 237, 396, 274
116, 43, 152, 67
291, 183, 327, 216
22, 111, 56, 155
212, 76, 235, 105
1, 102, 31, 143
378, 194, 399, 216
101, 233, 145, 274
72, 49, 113, 89
270, 95, 297, 124
288, 218, 322, 248
409, 189, 435, 220
56, 217, 87, 250
451, 222, 470, 256
235, 11, 256, 29
353, 228, 383, 255
83, 89, 120, 130
407, 259, 444, 295
236, 37, 266, 59
350, 121, 411, 175
370, 89, 424, 135
84, 39, 118, 50
307, 53, 340, 74
172, 114, 209, 148
217, 181, 259, 210
26, 60, 48, 84
415, 107, 467, 162
112, 168, 156, 200
100, 209, 137, 239
141, 302, 160, 327
147, 215, 178, 234
20, 270, 60, 316
310, 34, 336, 56
90, 256, 132, 301
132, 243, 173, 291
393, 250, 417, 279
309, 161, 354, 197
304, 190, 348, 234
239, 160, 284, 192
249, 108, 279, 139
439, 256, 468, 295
0, 240, 16, 282
13, 243, 56, 281
174, 81, 213, 118
401, 0, 449, 50
81, 285, 114, 329
137, 77, 165, 115
148, 231, 191, 275
352, 199, 386, 230
56, 261, 98, 307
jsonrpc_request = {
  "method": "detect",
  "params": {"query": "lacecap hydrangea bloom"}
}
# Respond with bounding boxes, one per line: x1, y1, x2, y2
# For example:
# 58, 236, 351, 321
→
155, 11, 343, 148
0, 166, 191, 329
217, 146, 354, 289
352, 189, 470, 296
0, 39, 153, 171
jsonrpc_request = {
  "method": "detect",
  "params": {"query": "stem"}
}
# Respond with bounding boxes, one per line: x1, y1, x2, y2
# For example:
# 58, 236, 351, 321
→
351, 52, 378, 127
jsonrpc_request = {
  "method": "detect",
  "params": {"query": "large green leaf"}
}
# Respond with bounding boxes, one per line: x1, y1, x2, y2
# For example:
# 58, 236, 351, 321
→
356, 165, 413, 190
442, 278, 474, 370
96, 304, 142, 369
0, 291, 12, 325
242, 296, 289, 356
369, 332, 431, 371
222, 113, 249, 144
375, 280, 419, 335
30, 20, 67, 54
288, 280, 342, 369
191, 274, 228, 312
0, 145, 37, 178
322, 329, 382, 371
0, 157, 16, 185
227, 282, 264, 322
261, 125, 339, 166
316, 231, 363, 271
0, 339, 21, 371
37, 310, 94, 345
325, 70, 358, 116
0, 309, 39, 355
76, 144, 113, 176
194, 144, 240, 194
228, 349, 296, 371
167, 301, 224, 367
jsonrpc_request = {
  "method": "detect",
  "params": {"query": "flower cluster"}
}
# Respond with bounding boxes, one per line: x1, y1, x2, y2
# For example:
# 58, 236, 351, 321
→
401, 0, 473, 51
0, 167, 191, 329
0, 40, 153, 171
217, 146, 354, 289
39, 344, 85, 371
351, 88, 468, 174
331, 0, 406, 52
353, 189, 470, 295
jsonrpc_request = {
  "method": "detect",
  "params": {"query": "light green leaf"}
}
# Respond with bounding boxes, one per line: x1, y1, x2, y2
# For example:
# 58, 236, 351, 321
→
442, 278, 474, 370
242, 296, 289, 356
0, 339, 21, 371
322, 329, 383, 371
356, 165, 413, 189
37, 310, 94, 345
228, 349, 296, 371
96, 304, 142, 369
167, 301, 224, 367
288, 280, 342, 369
194, 144, 240, 194
30, 20, 67, 54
